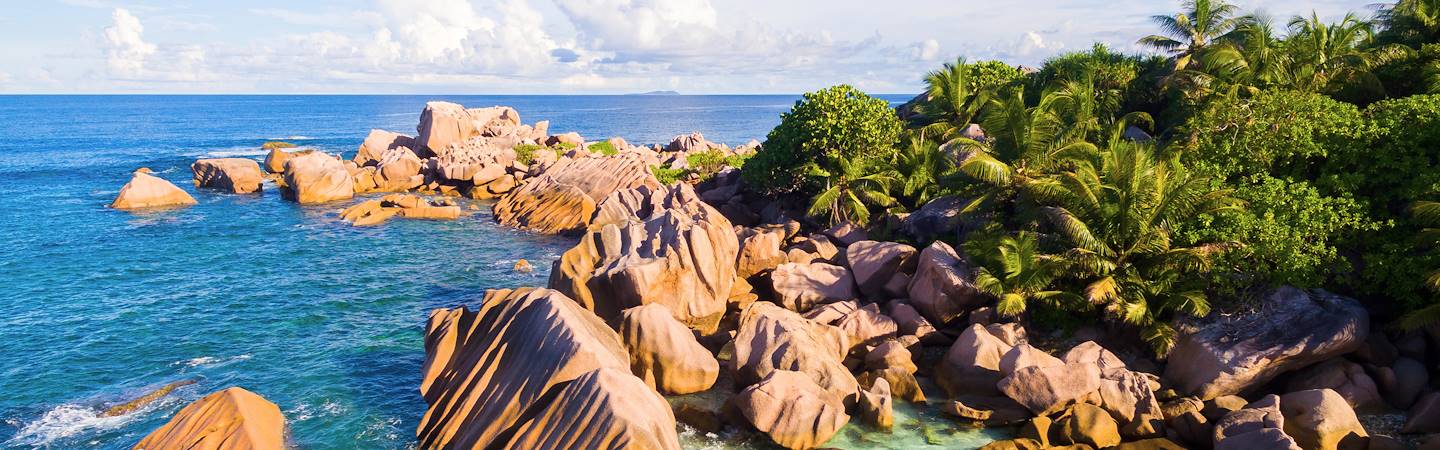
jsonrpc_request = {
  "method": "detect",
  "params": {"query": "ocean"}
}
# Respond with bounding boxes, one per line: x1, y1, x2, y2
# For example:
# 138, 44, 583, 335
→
0, 95, 1005, 449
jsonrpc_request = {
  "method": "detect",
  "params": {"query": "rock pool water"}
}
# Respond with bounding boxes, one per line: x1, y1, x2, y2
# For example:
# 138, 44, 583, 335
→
0, 94, 1004, 449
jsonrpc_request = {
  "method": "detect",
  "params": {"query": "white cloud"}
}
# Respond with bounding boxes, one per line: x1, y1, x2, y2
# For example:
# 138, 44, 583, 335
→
913, 39, 941, 61
553, 0, 719, 55
102, 8, 156, 77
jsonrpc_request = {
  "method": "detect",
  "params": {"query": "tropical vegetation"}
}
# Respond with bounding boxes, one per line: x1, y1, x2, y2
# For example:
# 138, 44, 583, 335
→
739, 0, 1440, 353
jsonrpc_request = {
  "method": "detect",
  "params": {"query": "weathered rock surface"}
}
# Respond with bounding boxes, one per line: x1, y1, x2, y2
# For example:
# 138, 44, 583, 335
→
732, 370, 849, 450
503, 367, 681, 450
936, 323, 1014, 397
1405, 391, 1440, 433
549, 183, 736, 333
617, 303, 719, 395
832, 303, 897, 351
908, 241, 985, 324
1278, 389, 1366, 450
192, 158, 264, 194
417, 287, 679, 449
263, 148, 311, 174
731, 302, 858, 405
736, 226, 788, 278
998, 362, 1103, 416
1285, 359, 1384, 411
769, 262, 857, 312
281, 152, 354, 204
1212, 395, 1300, 450
1164, 287, 1368, 400
354, 129, 416, 166
494, 154, 659, 234
416, 102, 521, 153
134, 387, 285, 450
112, 170, 197, 210
845, 240, 917, 300
1055, 403, 1122, 448
372, 147, 424, 192
858, 377, 893, 430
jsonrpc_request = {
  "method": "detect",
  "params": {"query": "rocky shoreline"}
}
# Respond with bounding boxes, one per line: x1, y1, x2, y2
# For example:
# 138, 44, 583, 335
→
112, 102, 1440, 450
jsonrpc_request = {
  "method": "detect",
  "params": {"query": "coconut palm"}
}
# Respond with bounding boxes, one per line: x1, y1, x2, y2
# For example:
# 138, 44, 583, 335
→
894, 132, 956, 209
964, 231, 1082, 318
1139, 0, 1244, 70
916, 57, 992, 141
1037, 141, 1242, 354
807, 156, 899, 226
1191, 14, 1293, 94
1401, 200, 1440, 329
1380, 0, 1440, 46
1287, 12, 1412, 93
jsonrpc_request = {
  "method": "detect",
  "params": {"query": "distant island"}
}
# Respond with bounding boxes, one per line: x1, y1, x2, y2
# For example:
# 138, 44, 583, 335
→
628, 90, 680, 96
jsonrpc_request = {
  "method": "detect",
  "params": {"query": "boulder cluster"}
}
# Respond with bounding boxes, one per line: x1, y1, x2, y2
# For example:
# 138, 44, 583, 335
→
119, 102, 1440, 450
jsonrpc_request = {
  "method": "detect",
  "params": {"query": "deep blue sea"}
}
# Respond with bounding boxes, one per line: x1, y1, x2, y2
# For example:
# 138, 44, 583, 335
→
0, 94, 1003, 450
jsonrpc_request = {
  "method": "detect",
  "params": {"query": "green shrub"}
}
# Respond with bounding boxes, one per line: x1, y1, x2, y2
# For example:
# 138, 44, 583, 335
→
686, 149, 726, 178
588, 140, 618, 156
262, 141, 296, 150
1179, 90, 1367, 181
651, 165, 686, 185
724, 153, 751, 170
743, 85, 903, 195
513, 144, 543, 165
969, 60, 1025, 92
1179, 175, 1381, 290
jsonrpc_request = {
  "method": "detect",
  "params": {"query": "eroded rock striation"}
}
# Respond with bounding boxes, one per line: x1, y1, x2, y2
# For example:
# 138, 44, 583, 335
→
417, 287, 679, 449
549, 183, 736, 332
1164, 287, 1369, 400
192, 158, 263, 194
617, 303, 720, 395
494, 154, 659, 235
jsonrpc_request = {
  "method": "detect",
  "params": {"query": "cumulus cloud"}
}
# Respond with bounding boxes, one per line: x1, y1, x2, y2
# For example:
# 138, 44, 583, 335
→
553, 0, 719, 55
912, 39, 941, 61
102, 8, 156, 77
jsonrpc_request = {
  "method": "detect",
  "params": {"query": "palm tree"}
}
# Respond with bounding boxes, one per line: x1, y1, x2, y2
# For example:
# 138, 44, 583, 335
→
1287, 12, 1412, 93
1139, 0, 1244, 70
1190, 14, 1293, 95
965, 231, 1081, 318
807, 156, 899, 226
916, 57, 991, 141
1037, 141, 1242, 354
1379, 0, 1440, 47
894, 132, 955, 209
1401, 200, 1440, 329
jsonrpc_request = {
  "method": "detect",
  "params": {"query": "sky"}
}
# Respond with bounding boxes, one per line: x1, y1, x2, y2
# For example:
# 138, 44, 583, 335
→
0, 0, 1376, 94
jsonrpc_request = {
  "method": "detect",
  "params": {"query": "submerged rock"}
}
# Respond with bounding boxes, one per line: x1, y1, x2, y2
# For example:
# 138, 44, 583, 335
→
1164, 287, 1368, 400
417, 287, 679, 449
111, 170, 197, 210
549, 183, 737, 332
192, 158, 263, 194
134, 387, 286, 450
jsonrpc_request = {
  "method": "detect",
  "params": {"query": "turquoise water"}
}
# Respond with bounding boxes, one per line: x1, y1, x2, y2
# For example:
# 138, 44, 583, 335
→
0, 94, 1003, 450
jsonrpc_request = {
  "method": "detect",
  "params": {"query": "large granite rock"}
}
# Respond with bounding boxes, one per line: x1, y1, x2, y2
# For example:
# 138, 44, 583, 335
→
769, 262, 857, 312
732, 370, 849, 450
936, 323, 1014, 397
617, 303, 719, 395
111, 170, 197, 210
192, 158, 263, 194
134, 387, 285, 450
494, 154, 659, 234
1213, 395, 1300, 450
1164, 287, 1369, 400
731, 302, 858, 405
502, 367, 681, 450
417, 288, 679, 449
372, 147, 425, 192
997, 362, 1103, 416
1284, 359, 1384, 411
549, 183, 736, 333
908, 241, 986, 324
845, 240, 917, 300
665, 131, 718, 153
736, 226, 789, 278
1278, 389, 1366, 450
353, 129, 416, 166
416, 102, 519, 153
281, 152, 354, 204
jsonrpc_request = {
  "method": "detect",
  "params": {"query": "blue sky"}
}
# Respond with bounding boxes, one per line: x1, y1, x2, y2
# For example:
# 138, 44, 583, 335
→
0, 0, 1375, 94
